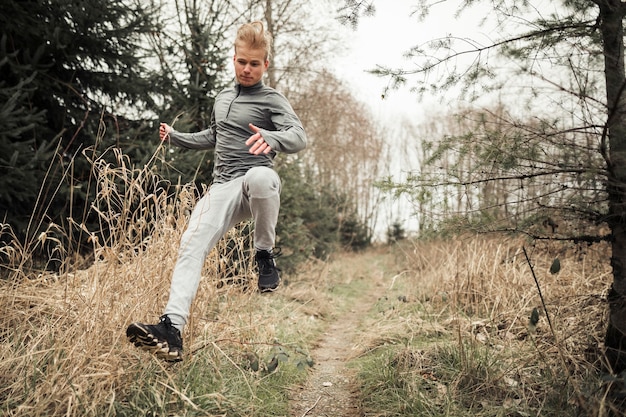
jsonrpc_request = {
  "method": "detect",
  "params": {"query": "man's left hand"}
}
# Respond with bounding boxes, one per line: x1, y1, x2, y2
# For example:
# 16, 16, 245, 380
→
246, 124, 272, 155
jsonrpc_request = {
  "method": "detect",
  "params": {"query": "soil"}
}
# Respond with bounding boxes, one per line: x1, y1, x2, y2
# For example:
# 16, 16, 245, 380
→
289, 275, 382, 417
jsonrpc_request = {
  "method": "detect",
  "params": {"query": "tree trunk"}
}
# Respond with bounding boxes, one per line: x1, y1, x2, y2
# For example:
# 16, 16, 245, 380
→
599, 0, 626, 374
264, 0, 277, 88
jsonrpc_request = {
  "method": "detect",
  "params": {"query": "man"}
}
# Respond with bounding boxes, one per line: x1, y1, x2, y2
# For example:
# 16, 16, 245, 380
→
126, 21, 307, 362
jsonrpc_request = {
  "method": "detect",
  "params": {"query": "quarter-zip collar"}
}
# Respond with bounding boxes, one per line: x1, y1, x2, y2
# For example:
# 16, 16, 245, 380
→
236, 80, 265, 93
227, 81, 265, 120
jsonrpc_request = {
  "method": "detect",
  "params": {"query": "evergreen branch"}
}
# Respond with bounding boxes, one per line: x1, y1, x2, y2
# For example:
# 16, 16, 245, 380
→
378, 20, 597, 78
411, 167, 604, 188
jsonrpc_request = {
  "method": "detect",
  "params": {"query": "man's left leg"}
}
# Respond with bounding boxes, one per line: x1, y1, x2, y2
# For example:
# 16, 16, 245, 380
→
243, 167, 281, 292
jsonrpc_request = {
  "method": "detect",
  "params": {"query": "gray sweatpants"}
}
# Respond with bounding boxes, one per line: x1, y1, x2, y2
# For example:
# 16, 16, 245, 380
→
164, 166, 281, 331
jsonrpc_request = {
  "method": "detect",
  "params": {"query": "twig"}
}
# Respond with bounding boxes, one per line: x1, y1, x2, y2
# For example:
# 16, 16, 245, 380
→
157, 381, 201, 412
191, 338, 285, 355
143, 111, 184, 168
388, 271, 408, 289
522, 246, 582, 396
522, 246, 556, 336
300, 395, 322, 417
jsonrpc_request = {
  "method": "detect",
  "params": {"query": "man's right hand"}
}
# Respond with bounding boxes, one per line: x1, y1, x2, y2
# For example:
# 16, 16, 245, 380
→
159, 123, 171, 141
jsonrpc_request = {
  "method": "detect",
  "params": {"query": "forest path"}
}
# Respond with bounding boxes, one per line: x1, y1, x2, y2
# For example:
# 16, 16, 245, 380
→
288, 251, 392, 417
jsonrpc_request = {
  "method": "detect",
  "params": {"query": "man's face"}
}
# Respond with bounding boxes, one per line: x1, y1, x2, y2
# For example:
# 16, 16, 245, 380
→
234, 45, 269, 87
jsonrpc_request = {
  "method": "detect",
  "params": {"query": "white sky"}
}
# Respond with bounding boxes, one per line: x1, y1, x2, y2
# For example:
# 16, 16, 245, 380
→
330, 0, 495, 124
325, 1, 562, 238
330, 0, 565, 122
331, 2, 426, 123
327, 1, 494, 237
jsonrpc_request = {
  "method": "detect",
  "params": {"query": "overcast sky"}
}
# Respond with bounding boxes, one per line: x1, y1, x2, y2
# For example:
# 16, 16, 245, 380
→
331, 1, 492, 123
331, 0, 565, 123
326, 0, 501, 237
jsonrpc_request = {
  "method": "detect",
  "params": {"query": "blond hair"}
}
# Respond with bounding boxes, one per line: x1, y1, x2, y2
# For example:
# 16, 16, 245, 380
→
235, 21, 273, 61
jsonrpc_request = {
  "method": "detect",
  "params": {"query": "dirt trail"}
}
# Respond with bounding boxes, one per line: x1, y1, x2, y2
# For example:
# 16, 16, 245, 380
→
289, 265, 385, 417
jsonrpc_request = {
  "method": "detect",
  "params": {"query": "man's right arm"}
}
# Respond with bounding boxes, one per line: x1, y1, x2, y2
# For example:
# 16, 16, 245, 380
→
167, 127, 217, 150
160, 108, 218, 150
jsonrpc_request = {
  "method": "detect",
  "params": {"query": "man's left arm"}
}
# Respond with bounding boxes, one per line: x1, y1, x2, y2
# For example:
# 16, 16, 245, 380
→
262, 94, 307, 154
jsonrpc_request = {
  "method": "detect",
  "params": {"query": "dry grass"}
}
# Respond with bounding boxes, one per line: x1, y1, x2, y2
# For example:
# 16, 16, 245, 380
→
0, 144, 620, 416
353, 235, 615, 416
0, 150, 329, 416
404, 236, 609, 362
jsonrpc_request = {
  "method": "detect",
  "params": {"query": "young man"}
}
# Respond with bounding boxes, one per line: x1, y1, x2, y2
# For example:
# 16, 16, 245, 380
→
126, 21, 307, 362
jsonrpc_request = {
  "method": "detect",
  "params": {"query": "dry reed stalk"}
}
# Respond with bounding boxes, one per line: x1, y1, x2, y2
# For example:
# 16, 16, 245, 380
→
403, 236, 609, 327
0, 111, 344, 415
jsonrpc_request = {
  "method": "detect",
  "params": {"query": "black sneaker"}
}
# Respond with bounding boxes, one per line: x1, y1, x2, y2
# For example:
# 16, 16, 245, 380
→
256, 248, 281, 292
126, 315, 183, 362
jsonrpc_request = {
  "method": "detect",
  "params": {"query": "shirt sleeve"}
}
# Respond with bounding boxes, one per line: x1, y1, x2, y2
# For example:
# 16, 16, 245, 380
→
168, 109, 217, 150
259, 93, 307, 154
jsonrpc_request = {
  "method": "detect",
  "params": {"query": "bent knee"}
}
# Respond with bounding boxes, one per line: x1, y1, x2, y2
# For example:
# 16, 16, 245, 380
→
245, 167, 281, 194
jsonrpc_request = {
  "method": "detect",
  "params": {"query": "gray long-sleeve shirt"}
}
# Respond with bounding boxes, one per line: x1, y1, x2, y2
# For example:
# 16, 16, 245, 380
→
168, 81, 307, 184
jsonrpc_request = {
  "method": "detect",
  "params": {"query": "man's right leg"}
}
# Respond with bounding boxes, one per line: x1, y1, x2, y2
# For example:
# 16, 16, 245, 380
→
127, 179, 247, 361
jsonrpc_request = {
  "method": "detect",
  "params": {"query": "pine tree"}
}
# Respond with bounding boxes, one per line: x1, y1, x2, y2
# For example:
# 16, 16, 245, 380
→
0, 0, 163, 245
0, 53, 50, 225
150, 0, 234, 188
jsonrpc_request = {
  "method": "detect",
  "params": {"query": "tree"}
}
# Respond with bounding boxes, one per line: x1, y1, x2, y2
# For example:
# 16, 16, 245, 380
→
596, 0, 626, 378
0, 0, 163, 256
241, 0, 379, 247
0, 62, 50, 228
146, 0, 241, 188
293, 70, 386, 245
246, 0, 341, 92
340, 0, 626, 375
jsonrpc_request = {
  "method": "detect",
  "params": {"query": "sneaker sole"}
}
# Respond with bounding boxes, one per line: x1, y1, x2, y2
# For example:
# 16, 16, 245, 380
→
258, 285, 279, 293
126, 323, 183, 362
258, 275, 280, 293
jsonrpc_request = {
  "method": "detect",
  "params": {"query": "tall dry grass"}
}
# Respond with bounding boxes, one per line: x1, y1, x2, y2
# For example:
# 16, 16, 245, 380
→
0, 146, 329, 416
355, 234, 615, 416
1, 138, 619, 415
403, 235, 609, 358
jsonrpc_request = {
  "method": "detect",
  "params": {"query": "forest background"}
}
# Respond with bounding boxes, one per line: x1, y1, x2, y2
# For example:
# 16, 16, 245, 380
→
0, 0, 389, 276
4, 0, 626, 413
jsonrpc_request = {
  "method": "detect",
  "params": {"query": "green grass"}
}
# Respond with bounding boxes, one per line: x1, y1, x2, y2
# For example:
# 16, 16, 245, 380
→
111, 314, 315, 416
353, 339, 583, 417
